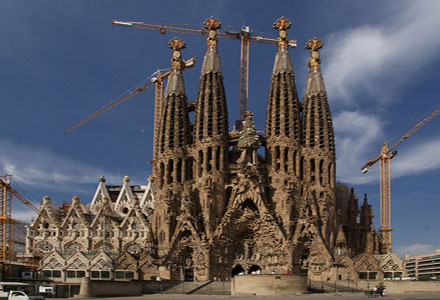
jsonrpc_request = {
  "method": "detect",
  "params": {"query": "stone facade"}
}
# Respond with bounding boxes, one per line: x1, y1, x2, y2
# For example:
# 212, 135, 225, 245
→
22, 17, 406, 283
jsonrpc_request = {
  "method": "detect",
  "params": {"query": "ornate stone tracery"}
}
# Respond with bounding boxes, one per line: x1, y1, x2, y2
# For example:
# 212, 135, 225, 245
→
36, 241, 54, 253
23, 16, 403, 283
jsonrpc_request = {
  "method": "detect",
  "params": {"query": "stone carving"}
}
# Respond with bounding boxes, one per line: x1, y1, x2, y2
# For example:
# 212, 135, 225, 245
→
45, 258, 63, 269
36, 241, 54, 253
67, 258, 87, 269
25, 16, 389, 283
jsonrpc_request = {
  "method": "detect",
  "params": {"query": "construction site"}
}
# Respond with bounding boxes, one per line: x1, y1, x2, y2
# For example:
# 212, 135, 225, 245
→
1, 14, 440, 296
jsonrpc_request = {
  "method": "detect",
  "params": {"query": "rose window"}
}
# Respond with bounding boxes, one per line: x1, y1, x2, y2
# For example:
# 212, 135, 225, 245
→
36, 241, 54, 252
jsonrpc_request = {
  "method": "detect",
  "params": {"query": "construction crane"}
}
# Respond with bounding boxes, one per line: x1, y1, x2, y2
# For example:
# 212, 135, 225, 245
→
64, 58, 195, 161
111, 17, 298, 127
361, 104, 440, 254
0, 175, 39, 276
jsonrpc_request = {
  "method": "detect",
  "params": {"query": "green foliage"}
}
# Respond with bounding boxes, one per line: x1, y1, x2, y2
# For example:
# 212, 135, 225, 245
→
238, 116, 260, 150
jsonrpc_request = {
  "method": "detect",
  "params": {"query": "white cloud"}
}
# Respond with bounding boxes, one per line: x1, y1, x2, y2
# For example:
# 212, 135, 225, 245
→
334, 110, 384, 184
329, 1, 440, 185
12, 209, 37, 223
335, 111, 440, 185
324, 1, 440, 105
0, 138, 122, 192
394, 243, 437, 258
392, 138, 440, 177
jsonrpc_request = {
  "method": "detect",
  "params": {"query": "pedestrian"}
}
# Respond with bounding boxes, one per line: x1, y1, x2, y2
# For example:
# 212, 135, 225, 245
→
378, 285, 385, 297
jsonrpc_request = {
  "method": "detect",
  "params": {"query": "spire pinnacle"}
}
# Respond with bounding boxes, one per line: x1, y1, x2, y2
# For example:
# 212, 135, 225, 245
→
168, 37, 186, 70
273, 17, 291, 49
203, 17, 221, 48
363, 193, 369, 206
305, 37, 323, 69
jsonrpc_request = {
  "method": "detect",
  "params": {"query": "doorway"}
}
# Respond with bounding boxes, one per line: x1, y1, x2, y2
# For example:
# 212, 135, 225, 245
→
231, 264, 245, 277
248, 265, 261, 274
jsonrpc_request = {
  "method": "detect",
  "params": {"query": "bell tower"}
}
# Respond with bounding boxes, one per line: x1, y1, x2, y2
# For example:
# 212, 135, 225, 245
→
193, 17, 230, 238
265, 17, 302, 235
152, 37, 191, 255
302, 37, 336, 244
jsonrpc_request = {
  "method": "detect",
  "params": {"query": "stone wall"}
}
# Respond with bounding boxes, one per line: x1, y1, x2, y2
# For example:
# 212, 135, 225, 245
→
232, 274, 308, 296
77, 278, 143, 297
355, 280, 440, 294
76, 278, 184, 297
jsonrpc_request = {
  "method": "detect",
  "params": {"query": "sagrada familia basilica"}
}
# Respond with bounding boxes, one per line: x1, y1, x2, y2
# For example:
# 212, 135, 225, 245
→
21, 17, 406, 283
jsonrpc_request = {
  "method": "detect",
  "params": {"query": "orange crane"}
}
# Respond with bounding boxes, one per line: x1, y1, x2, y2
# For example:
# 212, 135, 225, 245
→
0, 174, 40, 275
64, 58, 195, 161
361, 104, 440, 253
111, 17, 298, 126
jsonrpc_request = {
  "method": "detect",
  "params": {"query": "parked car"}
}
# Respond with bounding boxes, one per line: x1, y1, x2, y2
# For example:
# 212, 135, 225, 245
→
0, 290, 44, 300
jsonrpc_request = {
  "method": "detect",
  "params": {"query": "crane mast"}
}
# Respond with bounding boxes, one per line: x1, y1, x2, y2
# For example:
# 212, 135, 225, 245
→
240, 28, 250, 121
361, 104, 440, 253
0, 175, 39, 276
0, 175, 12, 269
112, 18, 297, 125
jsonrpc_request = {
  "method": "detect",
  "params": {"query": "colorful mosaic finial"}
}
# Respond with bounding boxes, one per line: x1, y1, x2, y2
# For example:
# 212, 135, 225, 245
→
168, 37, 186, 70
204, 17, 221, 47
243, 111, 254, 118
204, 16, 221, 31
305, 37, 323, 69
273, 16, 291, 31
168, 37, 186, 51
273, 17, 291, 49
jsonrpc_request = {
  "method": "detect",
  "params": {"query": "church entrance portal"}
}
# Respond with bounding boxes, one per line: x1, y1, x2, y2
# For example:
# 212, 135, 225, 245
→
248, 265, 261, 274
231, 264, 245, 277
184, 268, 194, 281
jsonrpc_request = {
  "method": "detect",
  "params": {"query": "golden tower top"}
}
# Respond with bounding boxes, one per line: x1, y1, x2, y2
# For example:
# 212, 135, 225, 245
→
305, 37, 323, 69
204, 17, 221, 48
168, 37, 186, 70
273, 17, 291, 50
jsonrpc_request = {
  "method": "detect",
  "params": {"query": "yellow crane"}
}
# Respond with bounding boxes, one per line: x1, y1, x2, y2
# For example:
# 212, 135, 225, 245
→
64, 58, 195, 162
0, 174, 40, 275
111, 17, 297, 127
361, 104, 440, 253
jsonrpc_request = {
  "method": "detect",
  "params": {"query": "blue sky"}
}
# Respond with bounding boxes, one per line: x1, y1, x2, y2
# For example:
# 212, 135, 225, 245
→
1, 0, 439, 257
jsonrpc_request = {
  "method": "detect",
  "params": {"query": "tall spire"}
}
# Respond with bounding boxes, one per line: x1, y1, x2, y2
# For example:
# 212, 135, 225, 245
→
304, 37, 326, 95
271, 16, 294, 74
201, 17, 222, 75
265, 17, 301, 181
266, 17, 301, 142
194, 16, 228, 143
303, 37, 335, 155
157, 37, 191, 155
192, 17, 229, 242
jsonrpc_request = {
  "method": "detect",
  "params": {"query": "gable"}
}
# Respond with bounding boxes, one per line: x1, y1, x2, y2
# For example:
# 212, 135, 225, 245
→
90, 179, 112, 214
139, 253, 156, 269
114, 252, 137, 270
66, 251, 89, 269
140, 180, 155, 214
354, 253, 379, 271
120, 203, 149, 229
41, 252, 65, 269
61, 203, 89, 229
90, 252, 113, 270
114, 179, 135, 216
378, 253, 404, 271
